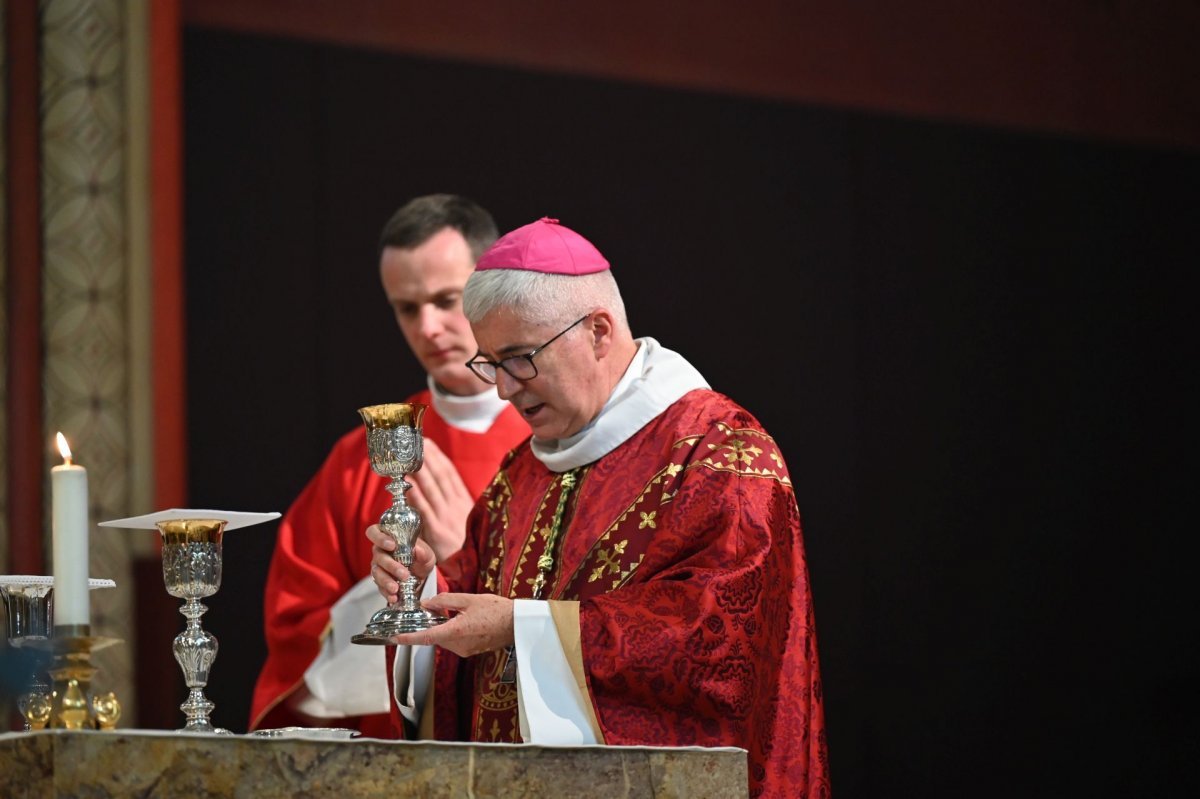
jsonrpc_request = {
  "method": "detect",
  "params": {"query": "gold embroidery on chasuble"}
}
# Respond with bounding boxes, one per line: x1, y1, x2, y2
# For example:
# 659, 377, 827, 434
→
468, 422, 793, 743
473, 469, 585, 742
472, 470, 519, 741
480, 471, 514, 594
509, 471, 583, 598
694, 422, 793, 486
474, 647, 520, 742
568, 442, 694, 594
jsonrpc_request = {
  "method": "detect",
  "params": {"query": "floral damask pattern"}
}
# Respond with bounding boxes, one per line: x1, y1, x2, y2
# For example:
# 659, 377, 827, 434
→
441, 390, 828, 797
40, 0, 136, 719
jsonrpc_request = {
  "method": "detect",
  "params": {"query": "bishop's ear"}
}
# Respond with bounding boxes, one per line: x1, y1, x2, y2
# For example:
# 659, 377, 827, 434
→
588, 309, 616, 358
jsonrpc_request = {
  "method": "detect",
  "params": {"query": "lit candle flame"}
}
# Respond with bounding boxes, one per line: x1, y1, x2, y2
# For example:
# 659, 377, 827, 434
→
56, 432, 73, 465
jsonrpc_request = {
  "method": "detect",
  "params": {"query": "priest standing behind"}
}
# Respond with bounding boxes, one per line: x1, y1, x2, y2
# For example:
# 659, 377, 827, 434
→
369, 218, 830, 797
249, 195, 530, 736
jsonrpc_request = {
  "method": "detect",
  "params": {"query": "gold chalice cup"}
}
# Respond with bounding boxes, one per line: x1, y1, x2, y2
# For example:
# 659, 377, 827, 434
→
352, 403, 447, 644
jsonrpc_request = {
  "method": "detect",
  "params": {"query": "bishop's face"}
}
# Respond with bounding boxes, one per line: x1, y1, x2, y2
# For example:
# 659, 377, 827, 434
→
380, 227, 489, 396
471, 308, 607, 441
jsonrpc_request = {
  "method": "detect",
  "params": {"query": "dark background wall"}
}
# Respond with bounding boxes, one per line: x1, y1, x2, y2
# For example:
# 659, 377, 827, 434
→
180, 28, 1196, 797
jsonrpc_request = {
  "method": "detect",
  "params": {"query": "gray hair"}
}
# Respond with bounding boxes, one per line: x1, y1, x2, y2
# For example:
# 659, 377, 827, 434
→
463, 268, 630, 333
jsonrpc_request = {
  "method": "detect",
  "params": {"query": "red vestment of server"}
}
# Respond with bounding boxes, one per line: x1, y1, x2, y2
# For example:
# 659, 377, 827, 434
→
429, 388, 829, 799
249, 389, 528, 735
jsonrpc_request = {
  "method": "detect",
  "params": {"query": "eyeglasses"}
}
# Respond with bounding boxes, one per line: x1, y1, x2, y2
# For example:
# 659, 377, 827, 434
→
466, 314, 589, 384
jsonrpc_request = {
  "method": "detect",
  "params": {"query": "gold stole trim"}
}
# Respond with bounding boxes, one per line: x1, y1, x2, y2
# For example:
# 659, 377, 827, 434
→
547, 600, 605, 744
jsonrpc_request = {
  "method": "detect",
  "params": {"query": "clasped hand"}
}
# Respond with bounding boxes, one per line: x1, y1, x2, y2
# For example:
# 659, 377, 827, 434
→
367, 524, 514, 657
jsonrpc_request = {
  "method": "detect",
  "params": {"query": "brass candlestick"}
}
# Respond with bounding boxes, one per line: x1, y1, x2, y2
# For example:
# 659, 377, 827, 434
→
23, 628, 121, 730
352, 403, 447, 644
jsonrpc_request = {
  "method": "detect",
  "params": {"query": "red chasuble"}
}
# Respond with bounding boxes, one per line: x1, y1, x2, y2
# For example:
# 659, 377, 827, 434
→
431, 389, 829, 799
249, 389, 529, 735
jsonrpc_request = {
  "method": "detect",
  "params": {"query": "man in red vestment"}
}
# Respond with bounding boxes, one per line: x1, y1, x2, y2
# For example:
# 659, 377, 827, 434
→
370, 218, 830, 797
249, 196, 529, 736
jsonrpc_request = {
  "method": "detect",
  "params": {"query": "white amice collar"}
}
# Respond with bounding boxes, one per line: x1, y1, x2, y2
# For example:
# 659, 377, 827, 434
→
427, 375, 509, 433
530, 338, 710, 473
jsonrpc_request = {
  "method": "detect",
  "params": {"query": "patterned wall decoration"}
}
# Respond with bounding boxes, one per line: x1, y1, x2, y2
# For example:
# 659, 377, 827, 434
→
1, 0, 9, 575
40, 0, 136, 721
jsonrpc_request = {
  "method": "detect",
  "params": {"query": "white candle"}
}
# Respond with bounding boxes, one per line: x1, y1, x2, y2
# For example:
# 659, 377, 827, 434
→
51, 432, 90, 628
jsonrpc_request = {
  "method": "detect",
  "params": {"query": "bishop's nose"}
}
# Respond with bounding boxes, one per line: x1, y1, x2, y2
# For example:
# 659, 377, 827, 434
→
494, 367, 523, 401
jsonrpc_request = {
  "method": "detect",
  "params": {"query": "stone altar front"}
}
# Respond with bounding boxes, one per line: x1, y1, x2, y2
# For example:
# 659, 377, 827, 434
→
0, 730, 748, 798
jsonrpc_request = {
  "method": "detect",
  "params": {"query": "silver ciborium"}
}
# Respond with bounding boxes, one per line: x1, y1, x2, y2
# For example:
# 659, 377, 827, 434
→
352, 403, 447, 644
156, 519, 231, 734
2, 576, 118, 730
1, 578, 54, 729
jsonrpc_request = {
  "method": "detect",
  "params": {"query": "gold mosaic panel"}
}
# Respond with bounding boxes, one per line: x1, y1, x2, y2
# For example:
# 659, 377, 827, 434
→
40, 0, 137, 722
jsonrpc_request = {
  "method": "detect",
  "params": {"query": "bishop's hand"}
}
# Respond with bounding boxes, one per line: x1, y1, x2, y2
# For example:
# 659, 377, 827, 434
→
388, 592, 515, 658
368, 523, 436, 603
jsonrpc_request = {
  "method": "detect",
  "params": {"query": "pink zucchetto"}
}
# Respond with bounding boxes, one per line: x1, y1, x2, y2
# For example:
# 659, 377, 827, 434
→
475, 217, 610, 275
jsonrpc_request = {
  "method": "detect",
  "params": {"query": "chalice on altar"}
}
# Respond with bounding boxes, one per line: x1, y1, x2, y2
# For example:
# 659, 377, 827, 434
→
352, 402, 447, 644
157, 518, 230, 734
98, 509, 279, 734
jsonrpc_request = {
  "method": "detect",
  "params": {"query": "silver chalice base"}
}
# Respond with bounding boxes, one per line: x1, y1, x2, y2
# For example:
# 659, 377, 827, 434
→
351, 605, 447, 644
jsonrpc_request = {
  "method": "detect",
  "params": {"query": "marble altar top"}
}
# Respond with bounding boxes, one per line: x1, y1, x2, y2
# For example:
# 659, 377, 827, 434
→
0, 729, 748, 798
